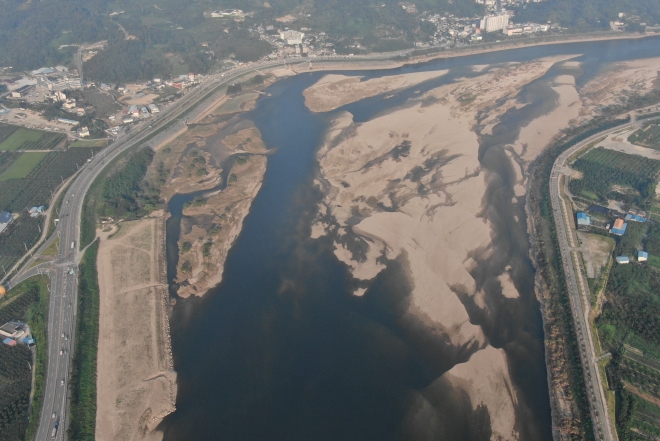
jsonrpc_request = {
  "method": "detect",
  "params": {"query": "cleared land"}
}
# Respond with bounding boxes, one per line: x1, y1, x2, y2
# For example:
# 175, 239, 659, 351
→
0, 152, 48, 180
95, 218, 175, 441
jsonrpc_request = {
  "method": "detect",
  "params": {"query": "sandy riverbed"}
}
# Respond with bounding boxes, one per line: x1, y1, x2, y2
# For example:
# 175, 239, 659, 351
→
304, 55, 604, 439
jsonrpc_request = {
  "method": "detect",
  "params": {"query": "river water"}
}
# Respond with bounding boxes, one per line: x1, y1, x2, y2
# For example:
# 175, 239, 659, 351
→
162, 36, 660, 440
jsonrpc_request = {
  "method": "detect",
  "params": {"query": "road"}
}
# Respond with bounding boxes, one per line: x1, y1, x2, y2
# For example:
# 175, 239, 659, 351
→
549, 121, 642, 441
7, 51, 418, 440
549, 113, 660, 439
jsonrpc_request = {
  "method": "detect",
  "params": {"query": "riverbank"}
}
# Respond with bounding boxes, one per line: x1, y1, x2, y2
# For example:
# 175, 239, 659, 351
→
95, 217, 176, 441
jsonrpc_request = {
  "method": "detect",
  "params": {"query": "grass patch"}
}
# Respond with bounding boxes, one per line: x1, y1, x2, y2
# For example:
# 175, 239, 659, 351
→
70, 139, 108, 148
0, 128, 42, 151
68, 240, 100, 441
41, 238, 59, 257
0, 152, 48, 180
648, 255, 660, 268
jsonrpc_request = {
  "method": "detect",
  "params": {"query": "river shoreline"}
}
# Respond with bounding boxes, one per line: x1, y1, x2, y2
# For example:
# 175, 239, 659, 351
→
159, 36, 660, 440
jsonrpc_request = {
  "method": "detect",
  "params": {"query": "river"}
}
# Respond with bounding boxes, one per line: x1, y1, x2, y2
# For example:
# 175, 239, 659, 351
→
162, 36, 660, 440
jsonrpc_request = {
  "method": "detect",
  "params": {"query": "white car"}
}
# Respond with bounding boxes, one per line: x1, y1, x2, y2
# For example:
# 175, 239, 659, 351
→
52, 413, 56, 419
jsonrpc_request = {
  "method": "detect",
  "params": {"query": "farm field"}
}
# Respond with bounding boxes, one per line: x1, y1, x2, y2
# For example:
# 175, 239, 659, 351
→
0, 152, 48, 181
0, 123, 19, 144
0, 152, 21, 176
0, 147, 101, 272
570, 147, 660, 206
0, 127, 66, 151
0, 147, 101, 213
629, 123, 660, 151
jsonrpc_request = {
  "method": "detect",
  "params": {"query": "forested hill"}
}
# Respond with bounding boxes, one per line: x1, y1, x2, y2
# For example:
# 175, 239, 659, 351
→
0, 1, 117, 70
515, 0, 660, 30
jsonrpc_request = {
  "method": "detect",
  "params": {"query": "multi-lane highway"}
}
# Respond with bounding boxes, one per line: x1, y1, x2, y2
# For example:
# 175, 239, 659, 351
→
7, 51, 418, 440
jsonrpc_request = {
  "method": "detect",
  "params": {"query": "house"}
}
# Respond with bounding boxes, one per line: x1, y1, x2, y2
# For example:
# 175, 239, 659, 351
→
611, 218, 627, 236
0, 211, 13, 234
279, 30, 305, 45
2, 338, 16, 346
62, 98, 76, 109
576, 212, 591, 227
625, 213, 647, 223
616, 256, 630, 264
78, 126, 90, 137
11, 84, 34, 98
57, 118, 79, 126
149, 103, 159, 113
0, 321, 26, 339
638, 251, 649, 262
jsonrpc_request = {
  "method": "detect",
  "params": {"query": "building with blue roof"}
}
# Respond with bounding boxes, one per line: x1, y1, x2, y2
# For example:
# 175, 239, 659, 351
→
638, 251, 649, 262
625, 213, 647, 223
611, 218, 627, 236
0, 211, 13, 234
576, 212, 591, 227
616, 256, 630, 264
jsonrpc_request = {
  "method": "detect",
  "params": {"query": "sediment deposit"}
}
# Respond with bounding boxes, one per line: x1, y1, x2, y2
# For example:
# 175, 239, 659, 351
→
308, 57, 582, 439
96, 217, 176, 441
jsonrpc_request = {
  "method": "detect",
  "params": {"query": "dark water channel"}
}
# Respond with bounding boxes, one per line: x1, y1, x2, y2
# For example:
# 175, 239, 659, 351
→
162, 36, 660, 440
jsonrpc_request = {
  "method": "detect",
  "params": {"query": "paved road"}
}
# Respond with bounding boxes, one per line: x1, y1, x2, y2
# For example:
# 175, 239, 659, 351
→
549, 121, 646, 441
8, 51, 419, 440
549, 113, 660, 440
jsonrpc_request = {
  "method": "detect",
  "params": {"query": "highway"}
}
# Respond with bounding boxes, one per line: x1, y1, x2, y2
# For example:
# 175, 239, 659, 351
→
6, 51, 415, 440
549, 112, 660, 440
549, 121, 644, 441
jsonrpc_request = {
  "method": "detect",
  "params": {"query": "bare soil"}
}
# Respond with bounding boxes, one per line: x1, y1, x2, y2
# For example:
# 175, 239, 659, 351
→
96, 218, 176, 441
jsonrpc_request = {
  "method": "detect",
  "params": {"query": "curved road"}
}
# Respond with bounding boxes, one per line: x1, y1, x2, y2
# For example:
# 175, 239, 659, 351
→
548, 115, 660, 440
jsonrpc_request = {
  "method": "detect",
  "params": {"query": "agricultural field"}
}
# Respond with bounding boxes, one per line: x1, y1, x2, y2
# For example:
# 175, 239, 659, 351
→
570, 147, 660, 207
0, 152, 48, 181
0, 216, 41, 272
0, 147, 101, 213
628, 123, 660, 151
0, 278, 49, 441
0, 127, 65, 151
613, 349, 660, 440
0, 123, 19, 144
0, 146, 101, 272
0, 152, 20, 176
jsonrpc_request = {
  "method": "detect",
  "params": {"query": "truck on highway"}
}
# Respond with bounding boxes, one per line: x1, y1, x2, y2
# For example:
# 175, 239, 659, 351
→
70, 241, 75, 249
51, 420, 58, 439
